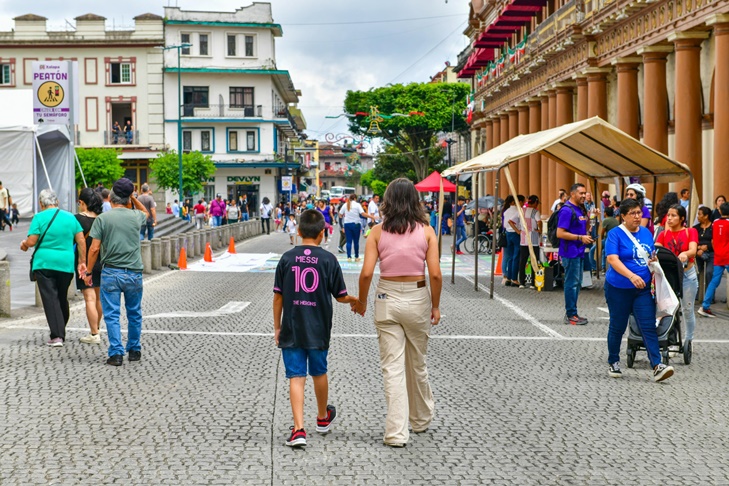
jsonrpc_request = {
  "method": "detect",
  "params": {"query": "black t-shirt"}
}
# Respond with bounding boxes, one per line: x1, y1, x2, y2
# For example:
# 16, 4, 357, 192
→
273, 246, 347, 349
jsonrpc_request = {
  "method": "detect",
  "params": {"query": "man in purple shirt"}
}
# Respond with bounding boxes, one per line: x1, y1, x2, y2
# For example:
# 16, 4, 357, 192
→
556, 183, 594, 325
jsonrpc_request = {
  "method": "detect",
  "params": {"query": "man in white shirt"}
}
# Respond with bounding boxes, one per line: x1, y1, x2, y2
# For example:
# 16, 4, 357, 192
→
0, 180, 12, 231
550, 189, 567, 213
368, 195, 381, 224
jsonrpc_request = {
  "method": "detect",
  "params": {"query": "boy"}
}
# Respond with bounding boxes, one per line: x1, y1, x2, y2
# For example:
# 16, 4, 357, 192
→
273, 210, 357, 447
287, 213, 298, 245
364, 221, 375, 238
698, 202, 729, 317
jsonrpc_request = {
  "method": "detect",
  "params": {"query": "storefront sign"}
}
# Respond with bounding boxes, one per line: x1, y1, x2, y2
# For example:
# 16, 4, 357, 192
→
227, 176, 261, 184
32, 61, 77, 125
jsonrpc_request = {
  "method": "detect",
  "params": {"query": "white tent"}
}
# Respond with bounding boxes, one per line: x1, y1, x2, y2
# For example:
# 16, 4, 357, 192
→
0, 90, 75, 215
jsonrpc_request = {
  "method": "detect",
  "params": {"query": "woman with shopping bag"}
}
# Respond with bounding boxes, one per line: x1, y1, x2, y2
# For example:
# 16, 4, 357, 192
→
655, 204, 699, 356
604, 198, 674, 382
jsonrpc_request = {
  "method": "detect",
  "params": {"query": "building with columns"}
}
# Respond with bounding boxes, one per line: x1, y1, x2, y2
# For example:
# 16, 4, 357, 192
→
456, 0, 728, 208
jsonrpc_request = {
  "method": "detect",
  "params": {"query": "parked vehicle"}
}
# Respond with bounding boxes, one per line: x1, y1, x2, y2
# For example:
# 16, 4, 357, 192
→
329, 186, 356, 205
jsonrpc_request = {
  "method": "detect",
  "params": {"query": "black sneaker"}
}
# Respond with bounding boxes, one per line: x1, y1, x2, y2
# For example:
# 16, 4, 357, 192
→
106, 355, 123, 366
316, 405, 337, 433
608, 362, 622, 378
564, 315, 587, 326
285, 427, 306, 447
653, 363, 674, 382
575, 315, 589, 324
337, 247, 345, 254
128, 350, 141, 362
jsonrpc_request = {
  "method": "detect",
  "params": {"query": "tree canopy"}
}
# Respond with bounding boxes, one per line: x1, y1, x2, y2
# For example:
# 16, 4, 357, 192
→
149, 151, 216, 197
343, 82, 470, 181
75, 148, 124, 189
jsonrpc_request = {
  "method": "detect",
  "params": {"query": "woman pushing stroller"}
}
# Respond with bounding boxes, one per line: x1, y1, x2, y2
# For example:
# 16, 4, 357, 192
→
604, 198, 674, 382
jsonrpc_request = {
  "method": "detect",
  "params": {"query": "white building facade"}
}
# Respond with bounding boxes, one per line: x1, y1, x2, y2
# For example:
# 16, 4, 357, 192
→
163, 4, 305, 214
0, 13, 165, 191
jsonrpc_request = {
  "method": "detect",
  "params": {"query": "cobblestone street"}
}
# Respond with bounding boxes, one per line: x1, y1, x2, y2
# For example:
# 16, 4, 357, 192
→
2, 230, 729, 485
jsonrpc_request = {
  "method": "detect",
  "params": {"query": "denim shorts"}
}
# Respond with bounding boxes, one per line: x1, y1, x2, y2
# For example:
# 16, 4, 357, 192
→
281, 348, 328, 378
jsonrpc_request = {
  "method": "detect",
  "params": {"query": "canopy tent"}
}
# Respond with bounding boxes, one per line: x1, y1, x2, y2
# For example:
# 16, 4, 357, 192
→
414, 170, 457, 192
441, 117, 695, 298
0, 90, 76, 216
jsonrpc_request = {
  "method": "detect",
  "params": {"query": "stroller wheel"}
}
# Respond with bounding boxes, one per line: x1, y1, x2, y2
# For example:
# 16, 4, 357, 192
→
626, 347, 635, 369
662, 349, 670, 365
683, 340, 692, 365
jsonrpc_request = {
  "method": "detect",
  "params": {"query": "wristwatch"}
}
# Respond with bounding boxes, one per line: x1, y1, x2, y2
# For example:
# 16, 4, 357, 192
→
85, 271, 92, 276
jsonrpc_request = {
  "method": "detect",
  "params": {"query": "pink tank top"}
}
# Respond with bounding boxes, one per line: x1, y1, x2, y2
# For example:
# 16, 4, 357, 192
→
378, 224, 428, 277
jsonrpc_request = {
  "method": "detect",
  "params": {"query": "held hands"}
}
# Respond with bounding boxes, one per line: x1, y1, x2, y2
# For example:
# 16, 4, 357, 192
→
350, 296, 366, 316
77, 263, 87, 278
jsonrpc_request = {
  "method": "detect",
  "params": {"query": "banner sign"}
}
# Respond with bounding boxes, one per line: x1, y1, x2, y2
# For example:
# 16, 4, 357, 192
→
281, 176, 293, 191
32, 61, 77, 125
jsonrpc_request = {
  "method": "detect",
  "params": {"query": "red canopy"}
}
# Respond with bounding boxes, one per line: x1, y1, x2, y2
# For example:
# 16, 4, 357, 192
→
414, 171, 457, 192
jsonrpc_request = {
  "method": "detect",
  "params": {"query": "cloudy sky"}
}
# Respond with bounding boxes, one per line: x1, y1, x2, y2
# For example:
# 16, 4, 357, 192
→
0, 0, 471, 145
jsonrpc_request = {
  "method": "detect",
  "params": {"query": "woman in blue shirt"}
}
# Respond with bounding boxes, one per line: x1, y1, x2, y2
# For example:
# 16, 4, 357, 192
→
604, 198, 674, 382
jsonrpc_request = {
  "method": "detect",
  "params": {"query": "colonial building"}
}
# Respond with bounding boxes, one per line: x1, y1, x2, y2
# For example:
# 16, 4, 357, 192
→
318, 143, 374, 194
456, 0, 728, 207
162, 4, 306, 214
0, 13, 165, 192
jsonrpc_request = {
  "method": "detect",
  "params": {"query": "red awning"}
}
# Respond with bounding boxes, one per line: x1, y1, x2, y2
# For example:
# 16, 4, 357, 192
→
414, 171, 457, 192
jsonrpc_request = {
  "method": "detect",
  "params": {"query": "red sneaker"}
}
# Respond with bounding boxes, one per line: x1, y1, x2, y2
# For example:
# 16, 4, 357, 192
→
285, 427, 306, 447
316, 404, 337, 433
456, 250, 465, 255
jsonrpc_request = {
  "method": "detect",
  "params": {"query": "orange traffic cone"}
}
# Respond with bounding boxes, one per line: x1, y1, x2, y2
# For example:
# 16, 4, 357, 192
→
204, 242, 213, 262
178, 247, 188, 270
228, 236, 236, 254
494, 250, 503, 277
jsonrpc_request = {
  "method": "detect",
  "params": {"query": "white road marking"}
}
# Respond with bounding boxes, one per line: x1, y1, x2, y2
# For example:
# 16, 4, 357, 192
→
460, 275, 565, 339
145, 301, 250, 319
598, 307, 609, 314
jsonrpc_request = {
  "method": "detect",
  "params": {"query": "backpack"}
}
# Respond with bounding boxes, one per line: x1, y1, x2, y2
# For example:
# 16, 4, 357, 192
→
547, 204, 578, 248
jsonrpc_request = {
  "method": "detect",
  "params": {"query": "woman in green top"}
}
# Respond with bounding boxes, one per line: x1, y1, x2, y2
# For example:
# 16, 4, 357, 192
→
20, 190, 87, 347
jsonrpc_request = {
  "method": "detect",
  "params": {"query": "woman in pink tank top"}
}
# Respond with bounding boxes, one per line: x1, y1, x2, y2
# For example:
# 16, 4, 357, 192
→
354, 178, 442, 448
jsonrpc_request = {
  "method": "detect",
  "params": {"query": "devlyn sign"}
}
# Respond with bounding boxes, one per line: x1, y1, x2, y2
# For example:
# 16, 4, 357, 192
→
227, 176, 261, 184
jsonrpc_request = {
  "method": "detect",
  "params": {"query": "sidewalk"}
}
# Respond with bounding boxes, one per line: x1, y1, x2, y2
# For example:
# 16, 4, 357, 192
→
0, 219, 40, 310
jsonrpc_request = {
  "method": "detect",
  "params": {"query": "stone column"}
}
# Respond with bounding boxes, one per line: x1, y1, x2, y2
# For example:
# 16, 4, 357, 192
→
575, 76, 588, 121
500, 113, 511, 198
555, 84, 575, 195
613, 57, 641, 138
507, 109, 520, 192
151, 238, 161, 270
585, 68, 610, 120
639, 45, 673, 200
669, 31, 709, 195
517, 104, 530, 193
547, 90, 558, 204
528, 99, 542, 201
141, 240, 152, 274
540, 95, 550, 207
708, 15, 729, 200
484, 120, 494, 195
161, 236, 171, 267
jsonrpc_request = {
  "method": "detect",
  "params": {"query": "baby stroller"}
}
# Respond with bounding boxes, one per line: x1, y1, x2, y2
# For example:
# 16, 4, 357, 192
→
626, 246, 692, 367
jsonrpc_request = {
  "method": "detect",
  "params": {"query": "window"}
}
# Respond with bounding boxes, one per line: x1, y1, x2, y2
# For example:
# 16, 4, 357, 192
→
245, 35, 254, 57
201, 130, 211, 152
246, 131, 256, 151
110, 62, 132, 84
199, 34, 208, 56
183, 131, 192, 151
229, 131, 238, 151
227, 35, 236, 56
183, 86, 209, 107
0, 64, 11, 85
181, 34, 191, 55
230, 87, 254, 115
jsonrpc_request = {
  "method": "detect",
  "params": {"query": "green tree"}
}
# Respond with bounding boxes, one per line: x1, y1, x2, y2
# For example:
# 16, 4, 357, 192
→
75, 148, 124, 189
371, 180, 387, 198
149, 151, 216, 197
343, 82, 470, 181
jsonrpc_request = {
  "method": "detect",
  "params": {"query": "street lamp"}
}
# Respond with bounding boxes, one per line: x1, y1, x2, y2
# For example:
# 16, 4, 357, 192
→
160, 43, 193, 201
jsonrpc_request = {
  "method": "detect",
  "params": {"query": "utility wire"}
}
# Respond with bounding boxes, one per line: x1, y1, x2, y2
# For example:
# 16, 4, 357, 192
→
284, 14, 462, 26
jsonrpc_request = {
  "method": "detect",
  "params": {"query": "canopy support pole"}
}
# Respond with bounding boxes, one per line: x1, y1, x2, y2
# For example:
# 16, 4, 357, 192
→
503, 167, 540, 285
490, 171, 499, 299
75, 150, 87, 188
473, 172, 480, 292
451, 177, 459, 285
591, 177, 602, 279
34, 134, 53, 192
436, 179, 445, 260
651, 177, 657, 221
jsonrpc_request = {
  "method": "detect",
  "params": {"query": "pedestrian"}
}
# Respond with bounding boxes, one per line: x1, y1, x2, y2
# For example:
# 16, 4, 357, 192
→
85, 178, 149, 366
694, 206, 714, 294
239, 194, 250, 222
604, 198, 674, 382
698, 202, 729, 318
599, 206, 620, 270
207, 194, 225, 227
273, 209, 357, 447
625, 183, 653, 234
0, 180, 13, 231
111, 121, 121, 144
275, 204, 283, 232
260, 197, 274, 234
655, 204, 699, 352
75, 188, 104, 344
354, 178, 442, 447
368, 194, 382, 224
226, 199, 240, 224
451, 196, 468, 255
184, 199, 193, 222
339, 194, 374, 262
137, 183, 157, 240
172, 199, 180, 218
20, 189, 86, 347
287, 213, 297, 245
336, 200, 347, 253
10, 202, 20, 226
711, 195, 726, 222
317, 200, 332, 245
511, 195, 542, 289
193, 199, 206, 230
556, 183, 593, 325
124, 120, 134, 144
165, 202, 172, 215
551, 189, 567, 213
653, 192, 679, 235
679, 188, 690, 209
502, 195, 524, 286
600, 190, 611, 212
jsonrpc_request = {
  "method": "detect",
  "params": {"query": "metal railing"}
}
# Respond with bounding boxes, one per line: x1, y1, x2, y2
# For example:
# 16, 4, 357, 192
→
183, 104, 263, 118
104, 130, 139, 145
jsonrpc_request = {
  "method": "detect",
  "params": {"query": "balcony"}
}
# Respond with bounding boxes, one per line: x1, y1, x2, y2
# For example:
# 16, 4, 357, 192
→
103, 130, 139, 145
182, 104, 263, 118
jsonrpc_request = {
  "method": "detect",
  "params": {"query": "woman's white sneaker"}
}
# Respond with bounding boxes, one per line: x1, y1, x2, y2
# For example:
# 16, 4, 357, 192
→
80, 333, 101, 344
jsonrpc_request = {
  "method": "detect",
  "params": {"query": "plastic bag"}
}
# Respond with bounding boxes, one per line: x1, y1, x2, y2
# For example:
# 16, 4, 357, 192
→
651, 261, 679, 320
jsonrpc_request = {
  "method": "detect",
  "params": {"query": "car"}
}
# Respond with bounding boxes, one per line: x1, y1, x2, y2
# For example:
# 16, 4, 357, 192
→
320, 190, 330, 199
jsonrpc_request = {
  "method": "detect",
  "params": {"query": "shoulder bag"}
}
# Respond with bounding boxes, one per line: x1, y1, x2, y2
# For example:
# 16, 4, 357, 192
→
29, 209, 60, 282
